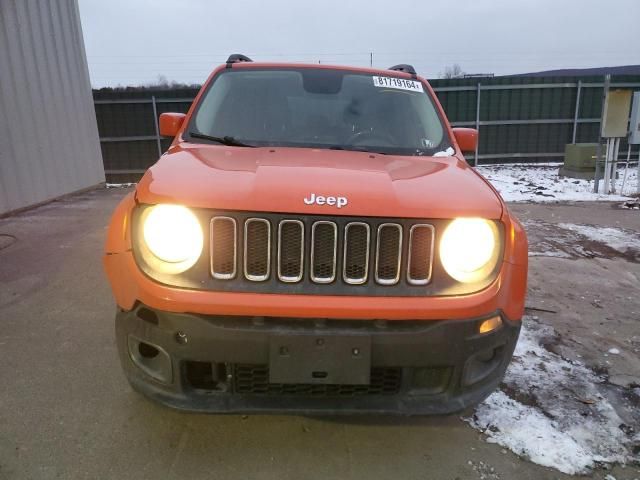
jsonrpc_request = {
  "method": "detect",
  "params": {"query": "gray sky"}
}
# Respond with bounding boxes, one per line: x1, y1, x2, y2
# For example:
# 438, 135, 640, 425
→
79, 0, 640, 87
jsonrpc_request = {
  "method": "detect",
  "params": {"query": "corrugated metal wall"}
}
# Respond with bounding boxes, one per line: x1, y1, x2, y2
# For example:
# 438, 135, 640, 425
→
430, 75, 640, 162
0, 0, 104, 215
94, 88, 196, 182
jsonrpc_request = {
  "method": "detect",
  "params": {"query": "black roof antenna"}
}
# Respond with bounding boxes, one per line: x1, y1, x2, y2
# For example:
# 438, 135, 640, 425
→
226, 54, 253, 68
388, 64, 417, 79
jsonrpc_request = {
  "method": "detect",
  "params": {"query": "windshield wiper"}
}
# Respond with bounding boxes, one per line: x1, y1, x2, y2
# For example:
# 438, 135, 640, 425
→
328, 145, 389, 155
188, 131, 256, 148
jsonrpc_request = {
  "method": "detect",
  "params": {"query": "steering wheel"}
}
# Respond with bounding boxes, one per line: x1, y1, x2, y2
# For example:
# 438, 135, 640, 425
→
345, 129, 397, 147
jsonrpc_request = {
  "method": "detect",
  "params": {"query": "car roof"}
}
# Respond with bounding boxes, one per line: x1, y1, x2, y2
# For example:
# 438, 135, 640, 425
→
225, 62, 420, 80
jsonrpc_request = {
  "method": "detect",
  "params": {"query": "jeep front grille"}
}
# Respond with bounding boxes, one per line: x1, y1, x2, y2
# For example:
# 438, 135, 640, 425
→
208, 214, 435, 290
407, 225, 435, 285
210, 217, 237, 279
277, 220, 304, 282
244, 218, 271, 281
375, 223, 403, 285
311, 221, 337, 283
343, 222, 370, 284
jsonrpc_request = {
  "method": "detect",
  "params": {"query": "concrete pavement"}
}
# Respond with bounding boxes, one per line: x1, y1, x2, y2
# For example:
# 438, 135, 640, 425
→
0, 187, 638, 480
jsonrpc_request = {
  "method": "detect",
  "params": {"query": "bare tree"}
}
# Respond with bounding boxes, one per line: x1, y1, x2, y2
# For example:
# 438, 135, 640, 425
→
441, 64, 465, 79
154, 74, 170, 88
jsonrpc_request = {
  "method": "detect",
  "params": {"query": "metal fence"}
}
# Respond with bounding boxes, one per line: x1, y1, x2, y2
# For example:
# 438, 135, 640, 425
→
93, 75, 640, 182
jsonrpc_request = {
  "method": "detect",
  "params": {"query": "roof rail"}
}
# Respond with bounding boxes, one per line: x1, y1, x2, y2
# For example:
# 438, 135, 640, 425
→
226, 54, 253, 67
388, 64, 417, 78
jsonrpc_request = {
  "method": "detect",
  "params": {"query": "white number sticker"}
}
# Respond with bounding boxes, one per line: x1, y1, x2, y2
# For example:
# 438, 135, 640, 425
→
372, 76, 423, 92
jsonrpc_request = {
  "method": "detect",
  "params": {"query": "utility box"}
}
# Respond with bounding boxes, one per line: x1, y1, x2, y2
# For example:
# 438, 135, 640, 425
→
559, 143, 599, 179
565, 143, 598, 169
601, 90, 633, 138
630, 91, 640, 145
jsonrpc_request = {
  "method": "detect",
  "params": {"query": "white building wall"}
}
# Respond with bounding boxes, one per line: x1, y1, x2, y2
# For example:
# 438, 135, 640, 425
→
0, 0, 104, 215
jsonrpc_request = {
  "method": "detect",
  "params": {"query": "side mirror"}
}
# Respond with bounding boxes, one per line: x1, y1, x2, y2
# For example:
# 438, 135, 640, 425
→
159, 112, 186, 137
452, 128, 478, 153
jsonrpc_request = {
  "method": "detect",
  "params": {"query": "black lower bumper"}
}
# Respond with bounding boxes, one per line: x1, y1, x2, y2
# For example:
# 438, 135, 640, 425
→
115, 304, 520, 415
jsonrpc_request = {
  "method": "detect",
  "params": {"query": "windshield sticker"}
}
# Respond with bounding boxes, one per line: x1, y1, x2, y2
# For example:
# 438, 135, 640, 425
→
372, 76, 423, 92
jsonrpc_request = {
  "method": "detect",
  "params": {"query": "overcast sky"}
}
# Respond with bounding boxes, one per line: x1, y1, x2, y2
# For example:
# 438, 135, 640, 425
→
78, 0, 640, 87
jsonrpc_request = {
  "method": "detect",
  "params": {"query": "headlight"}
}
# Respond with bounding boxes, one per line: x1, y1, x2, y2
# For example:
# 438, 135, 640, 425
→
141, 204, 203, 273
439, 218, 500, 283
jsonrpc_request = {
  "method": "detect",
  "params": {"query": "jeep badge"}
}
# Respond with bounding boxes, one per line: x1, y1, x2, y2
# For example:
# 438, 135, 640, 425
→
303, 193, 348, 208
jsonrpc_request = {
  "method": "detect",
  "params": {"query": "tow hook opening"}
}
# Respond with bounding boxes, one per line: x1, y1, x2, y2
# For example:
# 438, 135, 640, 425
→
127, 336, 173, 384
462, 345, 505, 387
138, 342, 159, 359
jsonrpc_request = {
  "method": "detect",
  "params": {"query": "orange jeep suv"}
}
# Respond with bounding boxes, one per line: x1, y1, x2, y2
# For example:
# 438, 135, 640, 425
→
104, 55, 528, 414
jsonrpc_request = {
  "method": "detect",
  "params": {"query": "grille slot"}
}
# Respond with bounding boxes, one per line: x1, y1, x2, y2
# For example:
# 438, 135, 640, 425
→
244, 218, 271, 281
343, 222, 370, 284
233, 364, 402, 396
311, 221, 337, 283
210, 217, 237, 279
375, 223, 402, 285
407, 224, 435, 285
278, 220, 304, 282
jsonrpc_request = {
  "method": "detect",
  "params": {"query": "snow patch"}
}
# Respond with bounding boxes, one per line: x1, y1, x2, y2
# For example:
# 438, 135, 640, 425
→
557, 223, 640, 254
106, 183, 136, 188
433, 147, 455, 157
470, 391, 595, 473
528, 249, 572, 259
608, 348, 621, 355
521, 219, 640, 260
466, 319, 633, 475
477, 163, 638, 203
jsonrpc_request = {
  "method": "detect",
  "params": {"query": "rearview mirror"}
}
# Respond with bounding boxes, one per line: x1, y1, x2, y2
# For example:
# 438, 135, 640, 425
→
159, 112, 186, 137
452, 128, 478, 153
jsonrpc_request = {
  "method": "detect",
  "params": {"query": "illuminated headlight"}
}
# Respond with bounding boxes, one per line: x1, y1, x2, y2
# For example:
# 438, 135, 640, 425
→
141, 204, 203, 273
439, 218, 500, 283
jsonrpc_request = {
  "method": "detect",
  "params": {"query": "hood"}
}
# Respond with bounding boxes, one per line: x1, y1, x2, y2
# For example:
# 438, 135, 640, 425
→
136, 144, 503, 219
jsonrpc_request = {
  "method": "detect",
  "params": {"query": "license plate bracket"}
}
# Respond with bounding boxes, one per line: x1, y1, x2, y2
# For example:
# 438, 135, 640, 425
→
269, 334, 371, 385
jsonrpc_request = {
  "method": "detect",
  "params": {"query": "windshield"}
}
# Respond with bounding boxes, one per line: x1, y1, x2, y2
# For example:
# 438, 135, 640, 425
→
189, 68, 451, 156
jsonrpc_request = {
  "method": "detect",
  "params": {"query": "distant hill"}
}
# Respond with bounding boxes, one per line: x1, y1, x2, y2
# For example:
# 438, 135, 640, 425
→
514, 65, 640, 77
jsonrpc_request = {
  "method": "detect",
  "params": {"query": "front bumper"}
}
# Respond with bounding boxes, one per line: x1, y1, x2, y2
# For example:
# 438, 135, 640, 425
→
116, 304, 520, 415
